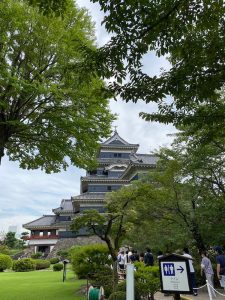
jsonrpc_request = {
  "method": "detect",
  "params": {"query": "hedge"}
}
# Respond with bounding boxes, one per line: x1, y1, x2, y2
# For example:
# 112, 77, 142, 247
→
0, 254, 13, 272
108, 291, 126, 300
70, 244, 111, 279
53, 263, 63, 271
49, 257, 60, 264
13, 258, 36, 272
35, 259, 50, 270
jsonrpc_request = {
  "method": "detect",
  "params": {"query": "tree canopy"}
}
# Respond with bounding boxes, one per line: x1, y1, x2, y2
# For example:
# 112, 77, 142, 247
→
93, 0, 225, 129
71, 185, 140, 261
27, 0, 70, 16
0, 0, 114, 172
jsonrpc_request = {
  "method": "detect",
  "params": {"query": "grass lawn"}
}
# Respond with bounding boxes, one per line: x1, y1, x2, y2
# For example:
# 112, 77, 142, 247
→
0, 266, 86, 300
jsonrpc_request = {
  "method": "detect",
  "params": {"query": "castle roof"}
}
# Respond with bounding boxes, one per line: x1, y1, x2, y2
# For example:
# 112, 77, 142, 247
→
81, 176, 130, 183
23, 215, 57, 229
101, 131, 139, 151
72, 192, 105, 203
120, 153, 159, 180
130, 153, 158, 165
52, 199, 74, 214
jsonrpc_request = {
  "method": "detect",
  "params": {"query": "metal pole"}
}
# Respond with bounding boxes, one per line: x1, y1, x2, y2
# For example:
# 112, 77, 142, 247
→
126, 263, 134, 300
206, 280, 213, 300
174, 293, 180, 300
63, 263, 66, 282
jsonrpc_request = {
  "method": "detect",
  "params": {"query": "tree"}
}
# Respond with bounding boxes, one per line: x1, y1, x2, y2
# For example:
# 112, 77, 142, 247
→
0, 0, 114, 172
4, 232, 17, 249
124, 141, 225, 252
21, 232, 29, 240
93, 0, 225, 129
27, 0, 70, 16
71, 185, 140, 261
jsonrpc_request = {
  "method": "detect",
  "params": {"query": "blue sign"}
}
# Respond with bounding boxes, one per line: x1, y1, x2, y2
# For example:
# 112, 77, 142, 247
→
163, 263, 175, 276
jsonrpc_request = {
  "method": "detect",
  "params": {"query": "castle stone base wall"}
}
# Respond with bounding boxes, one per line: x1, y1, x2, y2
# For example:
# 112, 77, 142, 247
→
47, 236, 104, 259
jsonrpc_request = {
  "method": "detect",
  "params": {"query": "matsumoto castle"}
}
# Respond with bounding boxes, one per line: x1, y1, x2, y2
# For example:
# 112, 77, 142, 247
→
23, 130, 158, 255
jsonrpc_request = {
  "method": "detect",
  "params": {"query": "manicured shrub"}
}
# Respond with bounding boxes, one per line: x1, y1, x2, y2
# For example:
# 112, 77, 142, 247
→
13, 258, 36, 272
108, 291, 126, 300
0, 254, 13, 272
70, 244, 111, 279
35, 259, 50, 270
31, 252, 42, 259
0, 245, 10, 255
53, 263, 63, 271
116, 263, 160, 299
49, 257, 59, 264
134, 262, 160, 299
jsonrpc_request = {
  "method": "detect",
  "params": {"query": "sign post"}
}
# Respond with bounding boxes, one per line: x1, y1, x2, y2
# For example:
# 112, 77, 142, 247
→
62, 259, 69, 282
126, 263, 134, 300
159, 254, 192, 298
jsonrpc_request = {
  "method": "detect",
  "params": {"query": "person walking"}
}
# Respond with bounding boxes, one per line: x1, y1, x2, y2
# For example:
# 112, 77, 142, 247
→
201, 251, 216, 298
117, 250, 125, 270
144, 248, 154, 266
183, 247, 198, 296
216, 247, 225, 291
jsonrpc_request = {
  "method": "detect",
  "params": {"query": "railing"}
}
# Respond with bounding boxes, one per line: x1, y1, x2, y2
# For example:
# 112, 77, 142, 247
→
25, 235, 59, 240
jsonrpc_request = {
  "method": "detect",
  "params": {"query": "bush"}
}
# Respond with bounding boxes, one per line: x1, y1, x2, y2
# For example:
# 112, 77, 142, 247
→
57, 249, 70, 259
134, 262, 160, 299
108, 291, 126, 300
13, 258, 36, 272
0, 254, 13, 272
70, 244, 111, 279
31, 252, 42, 259
35, 259, 50, 270
116, 263, 160, 299
53, 263, 63, 271
0, 245, 10, 255
90, 266, 118, 299
50, 257, 60, 264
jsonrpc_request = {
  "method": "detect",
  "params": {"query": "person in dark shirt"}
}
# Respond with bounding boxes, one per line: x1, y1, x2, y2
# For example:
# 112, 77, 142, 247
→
144, 248, 154, 266
129, 250, 136, 263
216, 247, 225, 290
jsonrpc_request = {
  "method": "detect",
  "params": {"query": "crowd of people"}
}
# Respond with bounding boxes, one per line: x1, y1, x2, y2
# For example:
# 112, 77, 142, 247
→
117, 246, 225, 297
117, 247, 154, 271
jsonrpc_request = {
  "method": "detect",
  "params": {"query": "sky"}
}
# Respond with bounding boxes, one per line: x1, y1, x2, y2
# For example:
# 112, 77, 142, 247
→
0, 0, 175, 235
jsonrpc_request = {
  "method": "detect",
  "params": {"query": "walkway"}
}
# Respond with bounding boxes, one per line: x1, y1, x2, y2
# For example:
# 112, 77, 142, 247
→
155, 287, 225, 300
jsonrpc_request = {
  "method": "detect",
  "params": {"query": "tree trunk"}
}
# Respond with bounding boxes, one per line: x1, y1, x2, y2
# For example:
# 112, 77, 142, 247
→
0, 129, 7, 165
190, 221, 205, 251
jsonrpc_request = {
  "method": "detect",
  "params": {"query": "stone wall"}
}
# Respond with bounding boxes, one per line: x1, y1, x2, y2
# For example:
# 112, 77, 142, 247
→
47, 236, 104, 259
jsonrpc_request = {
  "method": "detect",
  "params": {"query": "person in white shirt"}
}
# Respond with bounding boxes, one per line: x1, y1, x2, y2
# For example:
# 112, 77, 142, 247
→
117, 250, 125, 270
201, 251, 216, 298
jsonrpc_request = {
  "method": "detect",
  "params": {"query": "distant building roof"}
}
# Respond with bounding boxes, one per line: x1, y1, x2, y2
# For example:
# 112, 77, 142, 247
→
23, 215, 57, 229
